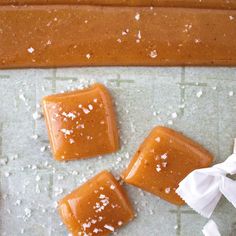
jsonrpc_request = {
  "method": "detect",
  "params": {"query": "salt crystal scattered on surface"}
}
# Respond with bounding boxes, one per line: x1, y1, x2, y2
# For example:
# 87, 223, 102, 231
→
57, 175, 64, 180
54, 187, 64, 196
83, 108, 90, 114
171, 112, 178, 119
196, 90, 203, 98
69, 138, 75, 144
88, 104, 93, 110
72, 170, 79, 175
32, 111, 42, 120
62, 112, 76, 120
24, 208, 32, 218
4, 172, 10, 177
229, 91, 234, 97
104, 224, 114, 232
15, 199, 22, 206
118, 221, 123, 226
149, 50, 158, 58
229, 16, 235, 20
35, 175, 41, 181
86, 54, 91, 59
162, 162, 167, 168
135, 13, 140, 21
156, 164, 161, 172
161, 153, 168, 160
110, 185, 115, 190
31, 134, 39, 140
40, 146, 46, 152
0, 158, 8, 166
61, 129, 73, 135
165, 187, 171, 194
19, 93, 26, 102
27, 47, 35, 53
155, 137, 161, 142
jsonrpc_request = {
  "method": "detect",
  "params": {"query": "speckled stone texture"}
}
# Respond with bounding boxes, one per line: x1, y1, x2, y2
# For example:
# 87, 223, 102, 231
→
0, 67, 236, 236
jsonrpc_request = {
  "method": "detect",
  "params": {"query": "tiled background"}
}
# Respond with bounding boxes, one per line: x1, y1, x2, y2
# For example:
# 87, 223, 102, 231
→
0, 67, 236, 236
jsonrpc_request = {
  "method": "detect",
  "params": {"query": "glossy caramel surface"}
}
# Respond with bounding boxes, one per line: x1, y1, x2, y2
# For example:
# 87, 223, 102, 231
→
1, 6, 236, 68
122, 126, 213, 205
1, 0, 236, 9
58, 171, 134, 236
42, 83, 119, 161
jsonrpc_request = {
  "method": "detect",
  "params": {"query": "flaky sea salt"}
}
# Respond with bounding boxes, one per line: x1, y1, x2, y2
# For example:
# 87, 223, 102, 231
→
32, 111, 42, 120
88, 104, 93, 110
155, 137, 161, 142
171, 112, 178, 119
86, 54, 91, 59
135, 13, 140, 21
4, 172, 10, 177
61, 129, 73, 135
24, 208, 32, 217
161, 153, 168, 160
35, 175, 41, 181
110, 185, 116, 190
0, 158, 8, 166
104, 224, 114, 232
27, 47, 35, 53
31, 134, 39, 140
165, 187, 171, 194
156, 164, 161, 172
149, 50, 158, 58
196, 90, 203, 98
40, 146, 46, 152
83, 108, 90, 114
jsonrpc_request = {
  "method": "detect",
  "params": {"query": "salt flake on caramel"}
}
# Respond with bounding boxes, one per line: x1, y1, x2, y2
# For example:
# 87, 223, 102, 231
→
122, 126, 213, 205
58, 171, 134, 236
42, 83, 119, 161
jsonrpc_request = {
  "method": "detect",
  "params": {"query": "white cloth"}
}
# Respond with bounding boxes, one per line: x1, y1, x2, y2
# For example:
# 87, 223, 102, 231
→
202, 220, 221, 236
176, 139, 236, 218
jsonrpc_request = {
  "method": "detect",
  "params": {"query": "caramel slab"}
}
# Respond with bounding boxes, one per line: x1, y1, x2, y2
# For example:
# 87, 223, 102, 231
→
58, 171, 134, 236
42, 83, 119, 161
0, 6, 236, 68
1, 0, 236, 9
122, 126, 213, 205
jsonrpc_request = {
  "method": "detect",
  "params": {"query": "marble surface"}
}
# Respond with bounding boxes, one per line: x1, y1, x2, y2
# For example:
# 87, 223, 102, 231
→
0, 67, 236, 236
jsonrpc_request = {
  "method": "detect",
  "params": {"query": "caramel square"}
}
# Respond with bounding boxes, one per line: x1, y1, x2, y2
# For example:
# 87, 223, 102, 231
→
122, 126, 213, 205
58, 171, 134, 235
42, 83, 119, 161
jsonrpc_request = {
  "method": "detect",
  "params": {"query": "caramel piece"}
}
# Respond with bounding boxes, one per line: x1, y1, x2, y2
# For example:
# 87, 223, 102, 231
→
42, 83, 119, 161
1, 6, 236, 68
1, 0, 236, 9
122, 126, 213, 205
58, 171, 134, 236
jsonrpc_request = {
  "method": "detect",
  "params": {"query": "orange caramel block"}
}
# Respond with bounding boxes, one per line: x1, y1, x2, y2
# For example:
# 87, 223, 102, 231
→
122, 126, 213, 205
42, 83, 119, 161
1, 6, 236, 68
58, 171, 134, 236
